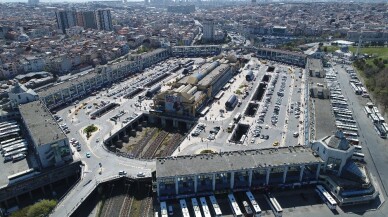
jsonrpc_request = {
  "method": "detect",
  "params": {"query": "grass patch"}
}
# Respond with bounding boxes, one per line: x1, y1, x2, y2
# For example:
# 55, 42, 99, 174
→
200, 149, 215, 154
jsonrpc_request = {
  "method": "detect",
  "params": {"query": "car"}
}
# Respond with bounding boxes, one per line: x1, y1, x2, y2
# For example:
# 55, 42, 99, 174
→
251, 139, 255, 143
76, 146, 81, 151
119, 171, 127, 175
86, 152, 91, 158
293, 132, 299, 137
137, 172, 145, 177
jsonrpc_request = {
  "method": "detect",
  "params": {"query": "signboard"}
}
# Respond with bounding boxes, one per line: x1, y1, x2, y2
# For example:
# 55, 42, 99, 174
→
165, 95, 182, 112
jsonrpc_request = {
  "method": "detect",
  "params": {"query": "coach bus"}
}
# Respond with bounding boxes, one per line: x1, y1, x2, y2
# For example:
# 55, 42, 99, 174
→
315, 185, 337, 210
228, 193, 242, 217
209, 195, 222, 217
352, 152, 365, 161
191, 198, 202, 217
160, 201, 168, 217
199, 197, 211, 217
179, 199, 190, 217
246, 191, 261, 217
265, 193, 282, 217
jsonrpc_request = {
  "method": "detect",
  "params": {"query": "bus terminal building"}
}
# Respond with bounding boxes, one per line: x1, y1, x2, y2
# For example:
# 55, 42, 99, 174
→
154, 146, 324, 200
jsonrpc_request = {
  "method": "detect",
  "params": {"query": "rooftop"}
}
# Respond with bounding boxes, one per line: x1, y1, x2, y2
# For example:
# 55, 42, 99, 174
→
307, 58, 323, 72
19, 101, 67, 146
198, 64, 230, 87
156, 146, 323, 178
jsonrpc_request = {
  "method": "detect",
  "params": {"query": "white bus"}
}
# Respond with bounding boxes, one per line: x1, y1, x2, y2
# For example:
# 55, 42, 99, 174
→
160, 202, 168, 217
347, 138, 359, 145
199, 107, 210, 117
370, 113, 379, 123
1, 139, 24, 150
354, 145, 362, 153
209, 195, 222, 217
179, 199, 190, 217
214, 91, 225, 100
0, 137, 20, 146
343, 131, 358, 137
199, 197, 211, 217
228, 193, 242, 217
352, 152, 365, 161
240, 134, 247, 144
191, 198, 202, 217
242, 201, 253, 216
315, 185, 337, 210
234, 113, 242, 123
364, 106, 372, 116
246, 191, 261, 217
382, 123, 388, 132
3, 147, 28, 158
265, 193, 283, 217
223, 83, 231, 90
2, 142, 28, 154
376, 112, 385, 123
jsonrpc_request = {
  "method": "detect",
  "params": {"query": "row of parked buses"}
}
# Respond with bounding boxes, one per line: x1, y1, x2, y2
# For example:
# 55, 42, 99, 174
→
157, 185, 340, 217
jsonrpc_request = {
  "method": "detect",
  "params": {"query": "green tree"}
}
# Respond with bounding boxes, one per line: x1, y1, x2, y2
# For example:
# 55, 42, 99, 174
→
11, 200, 57, 217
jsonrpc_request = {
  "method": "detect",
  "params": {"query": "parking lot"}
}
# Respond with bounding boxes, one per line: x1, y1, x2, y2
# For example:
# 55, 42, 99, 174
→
176, 59, 307, 156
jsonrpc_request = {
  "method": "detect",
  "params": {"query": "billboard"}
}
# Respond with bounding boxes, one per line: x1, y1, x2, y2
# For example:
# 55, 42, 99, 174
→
165, 95, 182, 112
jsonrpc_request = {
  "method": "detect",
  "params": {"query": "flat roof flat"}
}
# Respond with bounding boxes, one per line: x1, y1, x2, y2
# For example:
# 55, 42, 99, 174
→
156, 146, 323, 178
19, 101, 66, 146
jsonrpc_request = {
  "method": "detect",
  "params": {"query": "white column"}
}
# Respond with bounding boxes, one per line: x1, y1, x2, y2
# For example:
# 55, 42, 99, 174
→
212, 173, 216, 191
157, 181, 160, 197
175, 177, 179, 195
282, 166, 288, 184
299, 165, 305, 182
248, 170, 253, 187
194, 175, 198, 193
316, 164, 321, 180
230, 172, 235, 189
266, 168, 271, 185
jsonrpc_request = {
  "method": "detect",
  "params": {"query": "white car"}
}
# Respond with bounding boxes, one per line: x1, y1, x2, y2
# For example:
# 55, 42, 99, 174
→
137, 172, 145, 177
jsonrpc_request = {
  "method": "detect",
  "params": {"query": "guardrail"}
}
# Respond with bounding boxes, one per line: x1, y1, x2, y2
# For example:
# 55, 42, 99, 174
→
50, 175, 123, 217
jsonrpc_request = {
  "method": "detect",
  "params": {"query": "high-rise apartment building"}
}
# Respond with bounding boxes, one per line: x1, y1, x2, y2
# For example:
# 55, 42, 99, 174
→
55, 10, 77, 34
202, 18, 215, 41
95, 9, 113, 31
76, 11, 97, 29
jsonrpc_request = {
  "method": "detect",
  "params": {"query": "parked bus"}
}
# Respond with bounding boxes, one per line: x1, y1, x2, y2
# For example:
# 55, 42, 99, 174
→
370, 114, 379, 123
353, 145, 362, 153
199, 107, 210, 117
214, 91, 225, 100
343, 131, 358, 137
12, 153, 26, 162
242, 201, 253, 216
1, 139, 24, 150
3, 147, 28, 159
160, 202, 168, 217
364, 106, 372, 116
347, 138, 359, 145
382, 123, 388, 132
240, 134, 247, 144
375, 123, 387, 139
2, 142, 28, 154
265, 193, 283, 217
233, 113, 242, 123
0, 137, 20, 146
352, 152, 365, 161
246, 191, 261, 217
209, 195, 222, 217
315, 185, 337, 210
8, 168, 40, 184
179, 199, 190, 217
191, 198, 202, 217
222, 83, 231, 90
199, 197, 211, 217
376, 112, 385, 123
0, 121, 17, 128
228, 193, 242, 217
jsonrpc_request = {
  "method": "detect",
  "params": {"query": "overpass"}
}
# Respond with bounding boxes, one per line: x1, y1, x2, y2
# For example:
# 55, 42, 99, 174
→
49, 153, 155, 217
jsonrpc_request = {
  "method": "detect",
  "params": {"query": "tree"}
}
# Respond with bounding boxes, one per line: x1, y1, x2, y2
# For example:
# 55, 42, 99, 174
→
11, 200, 57, 217
323, 46, 328, 52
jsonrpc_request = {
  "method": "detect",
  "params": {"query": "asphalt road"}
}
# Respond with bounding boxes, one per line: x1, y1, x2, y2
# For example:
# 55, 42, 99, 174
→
334, 63, 388, 214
